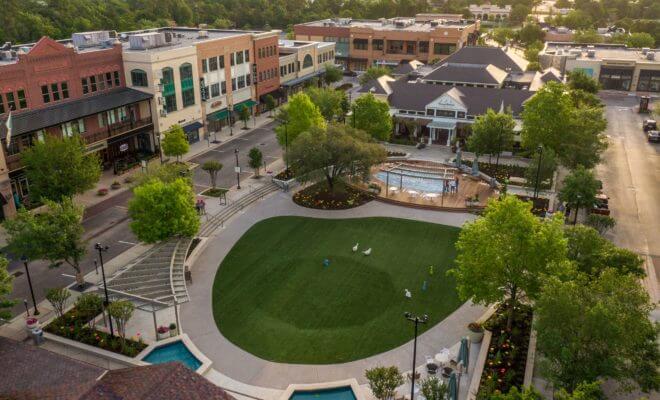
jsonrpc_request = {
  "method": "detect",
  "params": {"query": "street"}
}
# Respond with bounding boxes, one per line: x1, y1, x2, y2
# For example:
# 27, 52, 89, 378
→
4, 120, 281, 317
596, 94, 660, 301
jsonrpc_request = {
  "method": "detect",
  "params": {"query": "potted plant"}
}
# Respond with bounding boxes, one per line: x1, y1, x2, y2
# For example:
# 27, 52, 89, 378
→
169, 322, 177, 337
97, 188, 109, 196
468, 322, 484, 343
157, 325, 170, 340
26, 317, 39, 332
111, 180, 121, 190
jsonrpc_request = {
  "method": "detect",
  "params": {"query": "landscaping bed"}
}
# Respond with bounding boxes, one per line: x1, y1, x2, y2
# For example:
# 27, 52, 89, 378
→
274, 168, 295, 180
387, 151, 407, 157
293, 181, 374, 210
477, 303, 533, 398
44, 307, 147, 358
388, 136, 418, 146
515, 195, 550, 216
461, 160, 552, 190
201, 187, 228, 197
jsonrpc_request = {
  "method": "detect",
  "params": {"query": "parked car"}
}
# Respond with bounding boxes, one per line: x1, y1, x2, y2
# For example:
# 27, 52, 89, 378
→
590, 206, 611, 216
643, 119, 657, 132
594, 193, 609, 208
647, 130, 660, 143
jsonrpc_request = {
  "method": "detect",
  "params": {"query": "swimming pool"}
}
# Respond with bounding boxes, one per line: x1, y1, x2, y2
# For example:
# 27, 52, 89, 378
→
375, 168, 446, 193
142, 340, 202, 371
289, 386, 357, 400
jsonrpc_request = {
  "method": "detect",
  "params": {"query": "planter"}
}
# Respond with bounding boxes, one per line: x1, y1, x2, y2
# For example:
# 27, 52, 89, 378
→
110, 182, 121, 190
157, 331, 169, 340
468, 322, 484, 343
169, 329, 177, 337
26, 318, 40, 332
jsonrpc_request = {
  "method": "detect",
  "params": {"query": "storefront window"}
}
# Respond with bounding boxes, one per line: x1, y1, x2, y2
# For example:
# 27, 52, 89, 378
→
434, 43, 456, 55
131, 69, 149, 87
180, 63, 195, 108
637, 70, 660, 92
599, 67, 633, 91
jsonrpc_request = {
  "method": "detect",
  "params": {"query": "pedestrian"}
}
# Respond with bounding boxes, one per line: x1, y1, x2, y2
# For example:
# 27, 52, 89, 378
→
455, 177, 459, 192
200, 198, 206, 215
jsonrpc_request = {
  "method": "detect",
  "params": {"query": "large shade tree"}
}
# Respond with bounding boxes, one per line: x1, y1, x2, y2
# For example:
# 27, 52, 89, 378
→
558, 166, 600, 224
467, 109, 515, 167
275, 92, 326, 147
351, 93, 392, 141
448, 195, 567, 329
22, 135, 101, 203
162, 124, 189, 162
304, 86, 347, 122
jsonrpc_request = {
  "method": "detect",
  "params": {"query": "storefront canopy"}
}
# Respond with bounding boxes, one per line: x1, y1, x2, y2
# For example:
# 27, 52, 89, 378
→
207, 109, 229, 122
183, 121, 203, 133
428, 120, 457, 130
234, 99, 257, 110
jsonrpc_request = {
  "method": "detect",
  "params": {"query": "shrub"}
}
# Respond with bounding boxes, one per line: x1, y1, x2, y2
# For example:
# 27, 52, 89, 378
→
45, 288, 71, 318
97, 188, 109, 196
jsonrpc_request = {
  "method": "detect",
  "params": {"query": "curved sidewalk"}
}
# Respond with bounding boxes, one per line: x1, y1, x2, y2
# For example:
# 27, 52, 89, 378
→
181, 192, 486, 389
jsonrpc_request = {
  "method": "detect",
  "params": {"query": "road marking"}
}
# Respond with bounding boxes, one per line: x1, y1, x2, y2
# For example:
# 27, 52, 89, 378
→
61, 273, 76, 278
118, 240, 138, 245
209, 149, 225, 153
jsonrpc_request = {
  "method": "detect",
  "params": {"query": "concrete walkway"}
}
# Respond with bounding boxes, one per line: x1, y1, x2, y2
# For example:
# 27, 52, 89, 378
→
181, 192, 486, 389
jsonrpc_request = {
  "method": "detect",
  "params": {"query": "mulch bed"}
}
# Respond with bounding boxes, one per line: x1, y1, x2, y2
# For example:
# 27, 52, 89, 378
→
201, 188, 228, 197
274, 169, 295, 180
293, 181, 374, 210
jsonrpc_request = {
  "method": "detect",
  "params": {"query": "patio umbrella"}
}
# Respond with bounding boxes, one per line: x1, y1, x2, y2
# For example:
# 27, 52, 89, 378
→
455, 146, 462, 168
458, 337, 469, 373
471, 156, 479, 176
448, 371, 458, 400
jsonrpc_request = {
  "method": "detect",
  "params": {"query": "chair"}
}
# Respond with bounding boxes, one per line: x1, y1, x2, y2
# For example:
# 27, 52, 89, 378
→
425, 356, 438, 375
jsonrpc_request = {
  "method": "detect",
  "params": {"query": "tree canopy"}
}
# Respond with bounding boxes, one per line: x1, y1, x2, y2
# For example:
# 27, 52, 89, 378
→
161, 124, 190, 161
304, 87, 347, 122
323, 64, 344, 86
275, 92, 325, 147
359, 66, 392, 85
559, 166, 600, 222
466, 109, 515, 166
351, 93, 392, 141
0, 256, 14, 320
567, 70, 600, 94
21, 135, 101, 203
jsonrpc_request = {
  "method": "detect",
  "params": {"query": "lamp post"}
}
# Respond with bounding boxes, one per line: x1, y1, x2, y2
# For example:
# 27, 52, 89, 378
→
23, 299, 29, 317
234, 148, 241, 189
229, 105, 234, 136
533, 145, 543, 199
95, 243, 114, 337
404, 312, 428, 400
21, 257, 39, 316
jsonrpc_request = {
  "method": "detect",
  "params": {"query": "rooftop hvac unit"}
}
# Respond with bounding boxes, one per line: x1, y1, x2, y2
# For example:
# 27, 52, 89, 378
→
647, 52, 655, 61
0, 51, 13, 60
587, 50, 595, 58
72, 31, 111, 48
642, 47, 650, 55
197, 30, 209, 39
129, 32, 167, 50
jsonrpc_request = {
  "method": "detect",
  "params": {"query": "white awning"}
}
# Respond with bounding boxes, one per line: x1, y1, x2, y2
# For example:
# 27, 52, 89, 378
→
428, 119, 457, 130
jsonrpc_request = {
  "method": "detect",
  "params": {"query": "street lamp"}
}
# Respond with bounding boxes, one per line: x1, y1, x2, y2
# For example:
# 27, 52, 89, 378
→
533, 145, 543, 199
21, 256, 39, 316
95, 243, 114, 337
229, 105, 234, 136
404, 312, 429, 400
234, 148, 241, 189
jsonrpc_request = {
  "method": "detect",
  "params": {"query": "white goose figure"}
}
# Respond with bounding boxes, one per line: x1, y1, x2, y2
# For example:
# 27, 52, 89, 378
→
352, 243, 359, 252
363, 248, 372, 256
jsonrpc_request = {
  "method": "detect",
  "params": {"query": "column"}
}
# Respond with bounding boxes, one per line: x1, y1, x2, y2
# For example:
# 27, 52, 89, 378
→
446, 129, 453, 146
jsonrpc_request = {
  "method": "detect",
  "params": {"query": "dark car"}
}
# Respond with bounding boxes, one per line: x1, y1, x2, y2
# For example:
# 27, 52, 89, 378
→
648, 130, 660, 143
643, 119, 657, 132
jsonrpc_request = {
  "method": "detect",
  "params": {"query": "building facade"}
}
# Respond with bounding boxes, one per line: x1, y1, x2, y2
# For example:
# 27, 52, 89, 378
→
294, 17, 480, 72
278, 40, 336, 94
0, 34, 155, 218
468, 4, 512, 21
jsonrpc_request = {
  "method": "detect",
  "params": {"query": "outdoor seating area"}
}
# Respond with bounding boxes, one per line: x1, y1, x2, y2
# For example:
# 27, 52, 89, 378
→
366, 160, 498, 209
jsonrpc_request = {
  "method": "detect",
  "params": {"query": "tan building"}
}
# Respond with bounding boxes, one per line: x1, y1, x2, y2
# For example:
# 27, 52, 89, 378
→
278, 40, 336, 94
294, 17, 480, 72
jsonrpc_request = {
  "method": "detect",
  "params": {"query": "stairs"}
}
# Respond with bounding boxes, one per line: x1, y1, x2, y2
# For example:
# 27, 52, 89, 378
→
198, 182, 279, 237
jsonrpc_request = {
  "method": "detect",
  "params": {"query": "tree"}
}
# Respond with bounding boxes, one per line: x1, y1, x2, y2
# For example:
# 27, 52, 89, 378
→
567, 70, 600, 94
22, 135, 101, 203
351, 93, 393, 141
128, 178, 200, 243
45, 287, 71, 318
448, 196, 567, 329
264, 94, 276, 117
420, 377, 449, 400
305, 86, 347, 122
564, 225, 645, 278
468, 109, 515, 169
625, 32, 655, 48
524, 41, 544, 64
584, 214, 615, 235
0, 256, 14, 321
365, 366, 404, 400
107, 299, 134, 344
491, 27, 515, 46
517, 23, 545, 45
555, 381, 604, 400
510, 4, 531, 24
559, 166, 599, 224
5, 198, 88, 286
524, 147, 557, 191
162, 124, 189, 162
248, 147, 263, 177
359, 66, 391, 85
75, 293, 103, 329
561, 10, 593, 30
573, 30, 603, 44
323, 64, 343, 86
535, 270, 660, 392
275, 93, 326, 147
201, 161, 222, 188
288, 124, 386, 192
238, 104, 251, 129
134, 162, 192, 187
490, 386, 544, 400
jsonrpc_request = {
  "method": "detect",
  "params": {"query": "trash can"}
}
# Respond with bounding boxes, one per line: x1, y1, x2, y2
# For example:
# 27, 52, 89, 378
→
31, 328, 44, 345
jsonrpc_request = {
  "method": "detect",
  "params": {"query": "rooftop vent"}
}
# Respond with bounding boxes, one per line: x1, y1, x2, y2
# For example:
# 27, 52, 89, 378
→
129, 32, 168, 50
647, 52, 655, 61
197, 30, 209, 39
587, 50, 595, 58
641, 47, 650, 55
72, 31, 111, 48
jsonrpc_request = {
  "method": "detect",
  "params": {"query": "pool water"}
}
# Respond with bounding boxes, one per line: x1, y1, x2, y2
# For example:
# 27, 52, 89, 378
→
375, 169, 445, 193
143, 340, 202, 371
290, 387, 357, 400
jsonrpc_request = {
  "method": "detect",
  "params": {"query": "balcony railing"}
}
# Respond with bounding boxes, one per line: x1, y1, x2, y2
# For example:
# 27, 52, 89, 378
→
84, 117, 153, 145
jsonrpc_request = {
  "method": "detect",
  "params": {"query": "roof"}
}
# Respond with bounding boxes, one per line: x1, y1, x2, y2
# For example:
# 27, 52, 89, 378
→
529, 67, 563, 91
358, 75, 397, 95
0, 87, 152, 139
423, 63, 508, 85
0, 337, 104, 400
431, 46, 527, 73
391, 60, 424, 76
388, 81, 534, 115
81, 363, 235, 400
542, 42, 660, 62
298, 17, 476, 32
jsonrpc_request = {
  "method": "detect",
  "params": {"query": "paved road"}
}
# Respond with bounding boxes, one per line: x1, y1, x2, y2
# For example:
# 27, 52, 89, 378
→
4, 121, 281, 317
596, 94, 660, 300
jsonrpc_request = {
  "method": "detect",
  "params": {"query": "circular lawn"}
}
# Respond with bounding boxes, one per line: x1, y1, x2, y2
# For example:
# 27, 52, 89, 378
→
212, 216, 463, 364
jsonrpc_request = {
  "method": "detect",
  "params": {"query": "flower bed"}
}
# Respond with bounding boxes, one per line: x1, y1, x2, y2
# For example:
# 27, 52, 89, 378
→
274, 168, 295, 180
44, 307, 147, 358
293, 181, 373, 210
202, 188, 228, 197
477, 303, 533, 398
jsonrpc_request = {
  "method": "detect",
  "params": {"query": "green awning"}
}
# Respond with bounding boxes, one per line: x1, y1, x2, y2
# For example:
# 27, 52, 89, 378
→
207, 109, 229, 122
234, 99, 257, 110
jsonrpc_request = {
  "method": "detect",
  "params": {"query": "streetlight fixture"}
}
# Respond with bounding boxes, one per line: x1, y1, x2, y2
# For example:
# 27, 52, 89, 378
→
404, 312, 429, 400
234, 148, 241, 189
95, 243, 114, 337
533, 145, 543, 199
21, 256, 39, 316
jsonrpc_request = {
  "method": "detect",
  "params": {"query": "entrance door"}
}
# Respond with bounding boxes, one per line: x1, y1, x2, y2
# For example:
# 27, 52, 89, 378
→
599, 67, 634, 91
186, 129, 200, 144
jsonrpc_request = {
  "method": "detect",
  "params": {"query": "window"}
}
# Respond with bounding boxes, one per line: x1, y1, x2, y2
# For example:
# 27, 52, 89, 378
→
90, 76, 97, 92
209, 57, 218, 71
98, 113, 106, 128
258, 48, 263, 58
41, 86, 50, 103
51, 83, 60, 101
288, 63, 294, 74
246, 74, 251, 86
202, 59, 208, 73
97, 74, 105, 91
230, 53, 235, 66
373, 39, 384, 51
131, 69, 149, 87
162, 67, 177, 113
6, 139, 19, 155
387, 40, 404, 54
0, 94, 4, 114
353, 38, 368, 50
434, 43, 456, 55
238, 75, 245, 89
231, 78, 236, 91
637, 69, 660, 92
60, 84, 68, 99
180, 63, 195, 107
6, 92, 16, 111
82, 78, 89, 94
245, 50, 249, 62
236, 51, 244, 65
280, 66, 285, 76
406, 41, 416, 55
426, 109, 434, 116
219, 55, 225, 69
435, 109, 455, 118
61, 119, 85, 136
259, 72, 263, 82
114, 71, 120, 86
457, 111, 466, 119
221, 81, 226, 94
118, 106, 127, 121
211, 83, 220, 97
106, 72, 113, 88
302, 54, 313, 69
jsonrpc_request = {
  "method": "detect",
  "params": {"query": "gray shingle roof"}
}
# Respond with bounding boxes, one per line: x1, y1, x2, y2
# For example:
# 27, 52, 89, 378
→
423, 63, 507, 84
388, 81, 534, 115
429, 46, 527, 73
1, 87, 153, 139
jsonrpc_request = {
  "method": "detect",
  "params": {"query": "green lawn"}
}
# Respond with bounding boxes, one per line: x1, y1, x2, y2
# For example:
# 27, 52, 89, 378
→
212, 216, 463, 364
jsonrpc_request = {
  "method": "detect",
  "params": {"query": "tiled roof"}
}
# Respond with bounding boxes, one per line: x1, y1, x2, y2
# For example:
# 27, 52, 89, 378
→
391, 60, 424, 76
358, 75, 397, 95
423, 63, 508, 85
388, 81, 534, 115
429, 46, 527, 73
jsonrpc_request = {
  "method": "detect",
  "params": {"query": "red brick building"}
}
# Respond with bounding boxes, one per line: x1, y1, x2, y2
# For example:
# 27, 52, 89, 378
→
253, 33, 283, 112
